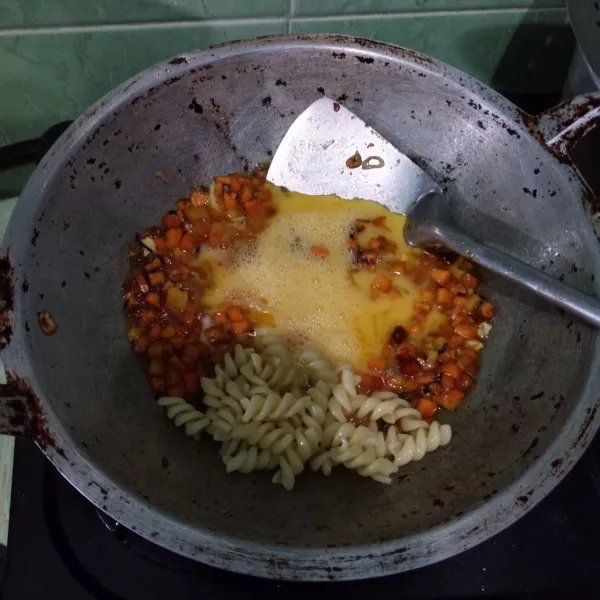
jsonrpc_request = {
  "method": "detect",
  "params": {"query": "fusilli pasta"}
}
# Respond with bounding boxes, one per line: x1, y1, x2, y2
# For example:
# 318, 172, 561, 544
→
158, 342, 452, 490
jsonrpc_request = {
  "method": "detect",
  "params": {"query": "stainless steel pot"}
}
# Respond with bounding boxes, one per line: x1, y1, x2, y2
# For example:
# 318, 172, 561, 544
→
1, 35, 599, 581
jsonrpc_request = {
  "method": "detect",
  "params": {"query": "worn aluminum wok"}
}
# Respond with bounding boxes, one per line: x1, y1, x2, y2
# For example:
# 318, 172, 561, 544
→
0, 35, 599, 581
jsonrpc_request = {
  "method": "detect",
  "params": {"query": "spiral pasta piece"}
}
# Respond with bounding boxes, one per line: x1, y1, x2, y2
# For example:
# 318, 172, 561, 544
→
240, 392, 312, 422
158, 397, 211, 437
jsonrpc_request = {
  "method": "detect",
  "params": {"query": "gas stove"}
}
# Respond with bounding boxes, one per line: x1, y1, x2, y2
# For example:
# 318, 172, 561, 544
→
4, 435, 600, 599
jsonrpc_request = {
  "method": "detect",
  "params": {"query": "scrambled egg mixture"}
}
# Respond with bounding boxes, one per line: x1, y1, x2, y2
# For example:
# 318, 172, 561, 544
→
197, 184, 445, 370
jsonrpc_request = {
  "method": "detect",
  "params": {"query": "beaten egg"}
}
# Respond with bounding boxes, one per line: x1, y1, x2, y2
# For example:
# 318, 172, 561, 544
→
198, 184, 446, 370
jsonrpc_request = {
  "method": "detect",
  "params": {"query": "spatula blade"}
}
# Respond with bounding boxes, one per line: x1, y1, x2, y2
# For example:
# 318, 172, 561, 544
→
267, 97, 441, 213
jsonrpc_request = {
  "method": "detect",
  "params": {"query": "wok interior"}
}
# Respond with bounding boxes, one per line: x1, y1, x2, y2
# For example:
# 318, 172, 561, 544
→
20, 47, 597, 548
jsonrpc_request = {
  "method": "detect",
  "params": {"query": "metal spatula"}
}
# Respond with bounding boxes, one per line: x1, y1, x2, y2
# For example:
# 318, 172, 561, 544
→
267, 97, 600, 328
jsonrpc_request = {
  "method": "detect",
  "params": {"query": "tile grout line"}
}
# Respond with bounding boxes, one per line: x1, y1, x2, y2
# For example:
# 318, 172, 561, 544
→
0, 6, 566, 38
287, 0, 296, 33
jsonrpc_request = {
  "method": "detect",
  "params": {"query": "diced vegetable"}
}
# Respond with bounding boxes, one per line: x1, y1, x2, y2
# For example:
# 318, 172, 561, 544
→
166, 287, 189, 310
367, 356, 387, 373
310, 245, 329, 258
431, 269, 452, 285
165, 228, 183, 249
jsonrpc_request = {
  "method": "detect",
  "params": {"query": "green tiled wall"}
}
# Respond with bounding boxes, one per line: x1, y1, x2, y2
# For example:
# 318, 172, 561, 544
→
0, 0, 574, 197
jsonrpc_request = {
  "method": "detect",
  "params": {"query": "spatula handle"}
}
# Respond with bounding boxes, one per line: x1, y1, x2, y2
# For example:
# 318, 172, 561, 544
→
431, 221, 600, 328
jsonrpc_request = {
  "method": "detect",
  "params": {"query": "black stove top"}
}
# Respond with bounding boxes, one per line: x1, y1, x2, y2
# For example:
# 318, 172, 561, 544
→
4, 435, 600, 599
3, 92, 600, 599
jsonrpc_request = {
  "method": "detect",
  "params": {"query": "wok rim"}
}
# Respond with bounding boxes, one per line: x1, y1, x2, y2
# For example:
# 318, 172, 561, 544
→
3, 33, 600, 580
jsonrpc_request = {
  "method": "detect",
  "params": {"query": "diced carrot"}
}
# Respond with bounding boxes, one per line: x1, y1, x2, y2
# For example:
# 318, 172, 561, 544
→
456, 372, 475, 391
145, 258, 162, 272
240, 185, 253, 203
154, 237, 166, 253
177, 199, 190, 211
454, 323, 479, 339
146, 292, 160, 307
214, 181, 224, 199
133, 336, 149, 354
150, 377, 165, 393
136, 274, 149, 293
417, 372, 436, 385
227, 306, 245, 322
447, 334, 466, 348
404, 378, 419, 391
147, 341, 162, 359
215, 176, 231, 185
232, 319, 250, 334
148, 359, 164, 377
189, 190, 209, 206
348, 238, 358, 250
166, 287, 188, 310
438, 349, 455, 363
207, 229, 222, 248
441, 362, 462, 378
149, 323, 162, 340
181, 345, 201, 368
367, 356, 387, 373
479, 301, 495, 319
417, 398, 437, 419
436, 389, 464, 410
170, 337, 185, 350
223, 192, 237, 211
453, 295, 468, 311
140, 308, 156, 322
165, 228, 183, 249
164, 214, 180, 230
311, 245, 329, 258
214, 312, 228, 325
148, 272, 165, 286
368, 238, 382, 250
441, 374, 456, 390
371, 273, 392, 292
465, 360, 479, 377
229, 177, 242, 193
431, 269, 452, 285
183, 371, 200, 393
178, 233, 195, 252
462, 273, 479, 289
436, 287, 451, 305
420, 289, 434, 303
357, 373, 374, 393
372, 216, 389, 230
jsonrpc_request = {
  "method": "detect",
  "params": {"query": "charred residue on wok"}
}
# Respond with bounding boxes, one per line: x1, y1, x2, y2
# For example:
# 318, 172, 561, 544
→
0, 253, 14, 349
1, 371, 65, 458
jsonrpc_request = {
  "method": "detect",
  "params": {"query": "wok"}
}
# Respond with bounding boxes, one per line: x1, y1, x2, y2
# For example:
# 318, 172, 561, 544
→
0, 35, 599, 581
